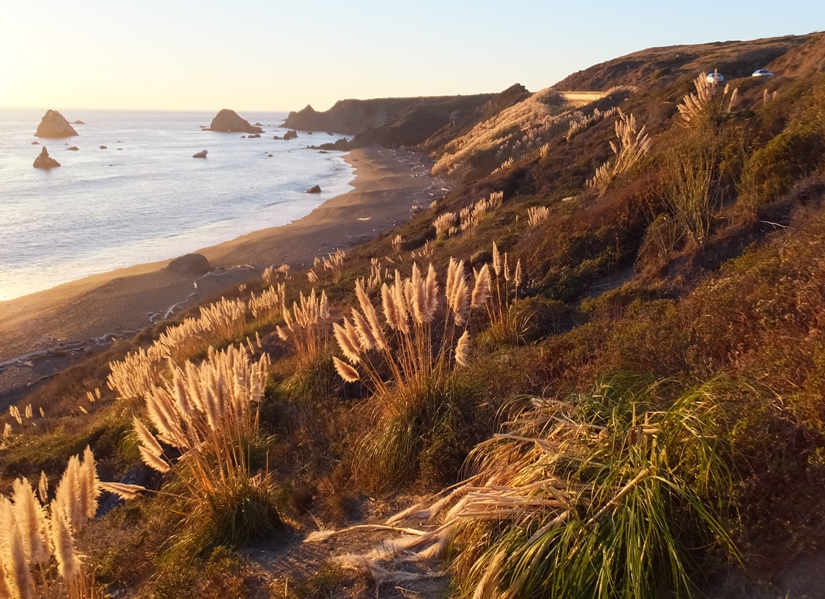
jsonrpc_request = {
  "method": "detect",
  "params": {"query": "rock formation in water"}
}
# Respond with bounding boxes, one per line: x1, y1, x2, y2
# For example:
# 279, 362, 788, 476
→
306, 185, 322, 194
207, 109, 263, 133
33, 147, 60, 169
283, 130, 298, 140
67, 146, 79, 151
34, 110, 78, 138
192, 150, 208, 158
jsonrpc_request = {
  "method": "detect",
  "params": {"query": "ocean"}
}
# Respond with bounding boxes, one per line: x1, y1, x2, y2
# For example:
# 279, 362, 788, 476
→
0, 109, 353, 301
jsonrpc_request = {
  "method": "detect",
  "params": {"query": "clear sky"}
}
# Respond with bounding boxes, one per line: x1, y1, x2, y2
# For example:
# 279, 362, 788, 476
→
0, 1, 822, 112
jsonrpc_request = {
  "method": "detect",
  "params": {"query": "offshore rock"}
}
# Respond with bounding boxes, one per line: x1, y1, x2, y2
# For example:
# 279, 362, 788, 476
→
33, 147, 60, 169
207, 109, 263, 133
192, 150, 208, 158
34, 109, 78, 138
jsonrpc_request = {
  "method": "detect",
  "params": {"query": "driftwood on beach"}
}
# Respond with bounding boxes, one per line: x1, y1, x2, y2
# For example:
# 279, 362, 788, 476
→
0, 332, 130, 376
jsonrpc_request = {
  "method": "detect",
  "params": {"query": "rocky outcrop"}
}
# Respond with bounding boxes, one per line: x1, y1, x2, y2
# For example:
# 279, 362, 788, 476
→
67, 146, 79, 151
248, 133, 261, 138
33, 147, 60, 169
192, 150, 208, 158
72, 120, 85, 125
311, 138, 351, 152
283, 130, 298, 140
306, 185, 322, 194
100, 145, 107, 149
34, 110, 78, 138
167, 253, 210, 275
207, 109, 263, 133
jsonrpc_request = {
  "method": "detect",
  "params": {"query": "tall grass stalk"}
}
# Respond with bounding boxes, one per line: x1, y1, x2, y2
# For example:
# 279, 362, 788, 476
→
481, 243, 524, 344
659, 139, 718, 248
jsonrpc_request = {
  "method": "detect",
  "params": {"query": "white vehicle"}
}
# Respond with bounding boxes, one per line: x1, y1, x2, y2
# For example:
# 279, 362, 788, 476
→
706, 72, 725, 84
752, 69, 774, 78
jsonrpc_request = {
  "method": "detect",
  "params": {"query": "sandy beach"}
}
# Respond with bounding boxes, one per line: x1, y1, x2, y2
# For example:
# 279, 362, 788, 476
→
0, 147, 442, 398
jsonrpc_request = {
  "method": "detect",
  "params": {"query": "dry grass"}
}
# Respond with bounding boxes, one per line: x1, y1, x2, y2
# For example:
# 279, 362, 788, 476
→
433, 192, 503, 240
249, 282, 286, 323
527, 205, 550, 227
433, 88, 579, 176
322, 249, 347, 281
565, 106, 619, 142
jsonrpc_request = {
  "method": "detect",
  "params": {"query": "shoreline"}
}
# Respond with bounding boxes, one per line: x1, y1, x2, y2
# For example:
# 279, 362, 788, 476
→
0, 147, 443, 395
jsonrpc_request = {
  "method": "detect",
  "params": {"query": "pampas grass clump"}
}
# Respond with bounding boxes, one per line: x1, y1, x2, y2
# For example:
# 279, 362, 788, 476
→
586, 109, 651, 195
0, 448, 101, 599
276, 287, 330, 367
332, 261, 487, 490
130, 344, 279, 544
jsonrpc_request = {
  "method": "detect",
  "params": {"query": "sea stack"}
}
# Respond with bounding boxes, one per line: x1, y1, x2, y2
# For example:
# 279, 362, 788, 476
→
33, 147, 60, 169
207, 109, 263, 134
34, 110, 78, 138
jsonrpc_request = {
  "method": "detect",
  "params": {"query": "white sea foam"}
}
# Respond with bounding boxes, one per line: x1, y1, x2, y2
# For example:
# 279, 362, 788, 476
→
0, 109, 353, 300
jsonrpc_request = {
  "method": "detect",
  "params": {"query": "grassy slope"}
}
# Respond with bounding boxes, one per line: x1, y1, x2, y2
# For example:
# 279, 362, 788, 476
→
2, 32, 825, 598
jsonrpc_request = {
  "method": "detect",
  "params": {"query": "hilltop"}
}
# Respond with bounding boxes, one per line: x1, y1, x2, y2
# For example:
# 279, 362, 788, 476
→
3, 31, 825, 599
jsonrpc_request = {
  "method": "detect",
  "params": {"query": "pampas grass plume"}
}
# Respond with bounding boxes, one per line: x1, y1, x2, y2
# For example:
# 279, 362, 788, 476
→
455, 331, 471, 368
333, 357, 361, 383
471, 264, 491, 308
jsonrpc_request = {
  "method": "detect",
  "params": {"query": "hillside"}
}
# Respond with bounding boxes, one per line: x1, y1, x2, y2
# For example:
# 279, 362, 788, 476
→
3, 31, 825, 599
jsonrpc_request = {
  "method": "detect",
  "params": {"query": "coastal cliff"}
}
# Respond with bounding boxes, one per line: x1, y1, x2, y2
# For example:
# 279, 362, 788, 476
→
282, 94, 494, 146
